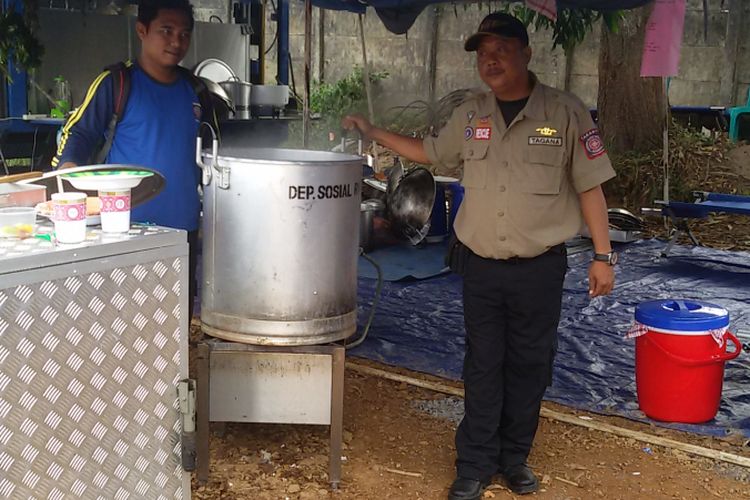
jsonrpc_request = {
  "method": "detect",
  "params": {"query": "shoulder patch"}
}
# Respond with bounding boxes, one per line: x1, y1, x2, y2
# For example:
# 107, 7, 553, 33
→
579, 128, 606, 159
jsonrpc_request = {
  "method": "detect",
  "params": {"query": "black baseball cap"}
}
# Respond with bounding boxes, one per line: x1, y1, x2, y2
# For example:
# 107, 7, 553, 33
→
464, 12, 529, 51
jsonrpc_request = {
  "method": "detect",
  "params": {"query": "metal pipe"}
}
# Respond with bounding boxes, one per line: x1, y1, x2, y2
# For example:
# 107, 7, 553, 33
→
277, 0, 290, 85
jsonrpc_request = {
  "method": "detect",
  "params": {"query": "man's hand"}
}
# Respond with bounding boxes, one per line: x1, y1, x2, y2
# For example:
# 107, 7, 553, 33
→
340, 114, 431, 165
588, 261, 614, 297
342, 114, 374, 138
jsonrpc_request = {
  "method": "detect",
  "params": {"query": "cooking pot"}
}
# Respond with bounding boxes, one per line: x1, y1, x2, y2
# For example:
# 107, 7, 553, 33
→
199, 76, 234, 121
251, 85, 289, 108
219, 77, 252, 120
387, 167, 435, 245
197, 146, 362, 346
360, 198, 385, 252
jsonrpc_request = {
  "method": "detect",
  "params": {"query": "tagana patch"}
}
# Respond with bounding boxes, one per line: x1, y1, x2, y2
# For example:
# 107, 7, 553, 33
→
529, 136, 562, 146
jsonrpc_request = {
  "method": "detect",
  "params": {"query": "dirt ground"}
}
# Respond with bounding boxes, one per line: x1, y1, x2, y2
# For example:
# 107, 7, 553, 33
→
190, 357, 750, 500
189, 145, 750, 499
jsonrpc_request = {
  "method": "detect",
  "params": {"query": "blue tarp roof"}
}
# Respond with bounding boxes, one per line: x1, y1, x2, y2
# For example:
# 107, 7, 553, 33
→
309, 0, 654, 34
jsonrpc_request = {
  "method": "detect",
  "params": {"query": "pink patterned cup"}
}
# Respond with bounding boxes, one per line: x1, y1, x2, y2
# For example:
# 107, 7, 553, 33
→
51, 192, 87, 243
99, 189, 131, 233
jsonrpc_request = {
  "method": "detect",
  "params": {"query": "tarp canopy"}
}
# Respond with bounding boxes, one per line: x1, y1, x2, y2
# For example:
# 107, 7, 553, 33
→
309, 0, 654, 34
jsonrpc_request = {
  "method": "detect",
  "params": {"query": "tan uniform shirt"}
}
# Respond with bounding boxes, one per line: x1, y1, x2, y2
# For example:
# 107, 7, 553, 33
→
423, 77, 616, 260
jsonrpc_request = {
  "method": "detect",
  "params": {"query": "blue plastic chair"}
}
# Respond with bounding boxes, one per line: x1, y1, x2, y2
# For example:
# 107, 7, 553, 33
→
727, 86, 750, 141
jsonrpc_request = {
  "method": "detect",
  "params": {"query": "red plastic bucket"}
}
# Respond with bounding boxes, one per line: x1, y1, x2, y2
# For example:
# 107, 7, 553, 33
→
634, 300, 740, 423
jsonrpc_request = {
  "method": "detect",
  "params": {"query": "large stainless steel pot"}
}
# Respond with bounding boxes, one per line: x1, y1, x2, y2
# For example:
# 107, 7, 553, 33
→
199, 146, 362, 346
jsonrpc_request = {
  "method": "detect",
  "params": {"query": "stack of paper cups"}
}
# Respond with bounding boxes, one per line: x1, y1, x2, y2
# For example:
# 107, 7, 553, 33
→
99, 188, 131, 233
51, 192, 87, 243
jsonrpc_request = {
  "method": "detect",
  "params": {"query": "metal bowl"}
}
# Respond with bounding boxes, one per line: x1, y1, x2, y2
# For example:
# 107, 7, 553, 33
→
387, 167, 436, 245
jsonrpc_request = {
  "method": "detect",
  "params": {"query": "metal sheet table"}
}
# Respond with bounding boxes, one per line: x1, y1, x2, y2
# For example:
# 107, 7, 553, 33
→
0, 225, 190, 499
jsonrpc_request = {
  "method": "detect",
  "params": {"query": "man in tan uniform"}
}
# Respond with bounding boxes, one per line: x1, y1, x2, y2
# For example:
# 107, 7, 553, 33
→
343, 12, 616, 500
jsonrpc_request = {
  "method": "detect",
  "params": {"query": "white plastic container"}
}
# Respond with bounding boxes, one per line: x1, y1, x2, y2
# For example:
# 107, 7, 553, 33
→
51, 192, 87, 243
99, 189, 131, 233
0, 207, 36, 238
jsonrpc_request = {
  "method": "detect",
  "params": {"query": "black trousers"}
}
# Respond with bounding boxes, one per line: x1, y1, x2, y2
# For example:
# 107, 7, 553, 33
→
455, 245, 567, 482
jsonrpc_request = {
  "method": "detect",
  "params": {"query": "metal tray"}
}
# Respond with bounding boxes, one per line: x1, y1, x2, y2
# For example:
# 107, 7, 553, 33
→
0, 182, 46, 208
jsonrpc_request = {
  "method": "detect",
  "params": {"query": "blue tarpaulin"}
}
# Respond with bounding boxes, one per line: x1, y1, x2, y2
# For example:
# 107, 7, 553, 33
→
351, 239, 750, 437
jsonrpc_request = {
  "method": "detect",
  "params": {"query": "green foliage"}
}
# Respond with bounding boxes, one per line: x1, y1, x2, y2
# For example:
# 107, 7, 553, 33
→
309, 67, 389, 116
0, 6, 44, 79
607, 122, 747, 210
497, 3, 624, 52
285, 67, 388, 150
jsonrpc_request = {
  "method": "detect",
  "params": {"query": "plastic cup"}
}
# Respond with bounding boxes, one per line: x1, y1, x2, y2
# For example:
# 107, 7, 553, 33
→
51, 192, 87, 243
99, 188, 131, 233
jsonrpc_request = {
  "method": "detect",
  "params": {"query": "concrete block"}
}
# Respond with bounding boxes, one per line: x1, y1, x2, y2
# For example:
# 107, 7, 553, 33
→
682, 10, 729, 47
735, 47, 750, 84
437, 7, 486, 41
668, 79, 723, 106
568, 76, 599, 108
568, 36, 601, 77
679, 46, 724, 81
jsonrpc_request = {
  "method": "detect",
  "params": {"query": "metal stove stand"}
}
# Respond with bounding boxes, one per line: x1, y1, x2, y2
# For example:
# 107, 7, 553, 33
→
195, 340, 345, 488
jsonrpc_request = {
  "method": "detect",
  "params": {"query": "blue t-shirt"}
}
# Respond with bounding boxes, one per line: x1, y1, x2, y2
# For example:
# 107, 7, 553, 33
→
53, 63, 202, 231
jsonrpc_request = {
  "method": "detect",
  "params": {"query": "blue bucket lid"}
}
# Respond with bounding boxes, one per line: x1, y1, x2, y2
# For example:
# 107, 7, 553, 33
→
635, 299, 729, 331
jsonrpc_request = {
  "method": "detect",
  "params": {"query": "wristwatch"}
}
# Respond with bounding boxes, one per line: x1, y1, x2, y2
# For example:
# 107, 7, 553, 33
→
593, 251, 618, 266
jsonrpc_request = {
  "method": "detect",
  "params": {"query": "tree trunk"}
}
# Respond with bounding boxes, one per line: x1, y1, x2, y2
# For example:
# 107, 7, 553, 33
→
598, 5, 665, 154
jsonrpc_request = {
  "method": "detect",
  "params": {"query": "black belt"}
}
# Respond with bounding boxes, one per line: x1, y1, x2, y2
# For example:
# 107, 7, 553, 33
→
470, 243, 567, 264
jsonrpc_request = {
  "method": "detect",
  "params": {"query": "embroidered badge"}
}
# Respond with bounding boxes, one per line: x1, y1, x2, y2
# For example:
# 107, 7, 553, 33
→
475, 127, 491, 140
464, 126, 474, 140
579, 128, 605, 159
535, 127, 558, 136
193, 103, 202, 120
529, 136, 563, 146
478, 115, 491, 125
467, 110, 476, 123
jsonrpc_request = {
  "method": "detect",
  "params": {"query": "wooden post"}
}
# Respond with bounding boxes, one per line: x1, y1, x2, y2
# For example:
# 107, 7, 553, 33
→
317, 9, 326, 83
560, 46, 573, 92
662, 77, 670, 202
358, 12, 380, 168
426, 7, 440, 104
719, 0, 742, 106
302, 0, 312, 147
358, 13, 375, 123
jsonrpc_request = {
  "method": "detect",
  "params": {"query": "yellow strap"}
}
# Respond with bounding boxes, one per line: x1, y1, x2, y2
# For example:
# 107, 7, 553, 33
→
52, 70, 113, 167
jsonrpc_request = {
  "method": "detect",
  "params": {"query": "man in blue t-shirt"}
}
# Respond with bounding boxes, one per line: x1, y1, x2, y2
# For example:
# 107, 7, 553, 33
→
53, 0, 207, 317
